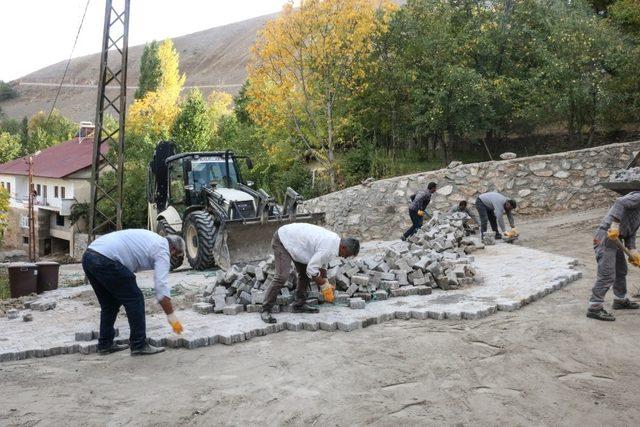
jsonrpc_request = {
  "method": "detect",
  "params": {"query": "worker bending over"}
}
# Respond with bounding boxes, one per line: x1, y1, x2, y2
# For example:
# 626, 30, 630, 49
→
261, 223, 360, 324
587, 191, 640, 321
402, 182, 437, 240
449, 200, 479, 234
82, 229, 185, 355
475, 191, 517, 239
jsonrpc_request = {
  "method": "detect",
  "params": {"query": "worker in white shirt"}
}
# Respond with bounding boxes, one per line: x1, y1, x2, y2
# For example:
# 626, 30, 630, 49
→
261, 223, 360, 324
82, 229, 185, 356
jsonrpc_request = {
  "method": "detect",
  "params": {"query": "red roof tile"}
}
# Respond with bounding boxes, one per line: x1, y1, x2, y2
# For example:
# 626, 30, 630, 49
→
0, 137, 108, 179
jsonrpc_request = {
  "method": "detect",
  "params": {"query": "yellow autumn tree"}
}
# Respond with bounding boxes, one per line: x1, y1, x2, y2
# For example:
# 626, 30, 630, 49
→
207, 91, 233, 136
247, 0, 394, 189
128, 39, 186, 139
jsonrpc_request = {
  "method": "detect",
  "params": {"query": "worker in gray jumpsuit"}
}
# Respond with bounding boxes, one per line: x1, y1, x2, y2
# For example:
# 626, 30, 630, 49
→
587, 191, 640, 321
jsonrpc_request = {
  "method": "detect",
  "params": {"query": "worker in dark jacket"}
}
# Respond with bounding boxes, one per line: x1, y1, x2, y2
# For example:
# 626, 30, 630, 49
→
402, 182, 437, 240
587, 191, 640, 321
449, 200, 479, 235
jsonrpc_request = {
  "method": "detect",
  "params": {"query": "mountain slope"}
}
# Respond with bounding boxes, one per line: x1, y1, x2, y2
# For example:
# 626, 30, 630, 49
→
1, 13, 277, 122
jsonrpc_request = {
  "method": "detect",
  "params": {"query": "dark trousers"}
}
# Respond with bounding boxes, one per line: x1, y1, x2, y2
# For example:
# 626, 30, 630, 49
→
475, 199, 498, 236
263, 232, 310, 312
403, 209, 424, 239
82, 250, 147, 350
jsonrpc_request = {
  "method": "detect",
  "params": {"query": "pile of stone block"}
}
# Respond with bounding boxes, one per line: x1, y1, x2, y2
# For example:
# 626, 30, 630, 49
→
194, 211, 482, 315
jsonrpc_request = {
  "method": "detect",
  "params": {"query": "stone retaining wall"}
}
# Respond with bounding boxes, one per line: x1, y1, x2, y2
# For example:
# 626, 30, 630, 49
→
302, 141, 640, 240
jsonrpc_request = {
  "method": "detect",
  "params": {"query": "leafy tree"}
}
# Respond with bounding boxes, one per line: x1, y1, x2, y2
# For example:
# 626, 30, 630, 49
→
0, 132, 22, 163
610, 0, 640, 34
128, 39, 185, 140
0, 117, 21, 135
247, 0, 395, 190
207, 91, 233, 138
0, 81, 17, 101
135, 41, 161, 100
371, 0, 494, 163
171, 89, 212, 152
92, 163, 149, 230
544, 0, 628, 144
25, 110, 76, 155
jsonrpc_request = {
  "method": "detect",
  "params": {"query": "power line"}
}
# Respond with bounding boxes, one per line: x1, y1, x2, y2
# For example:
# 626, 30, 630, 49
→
47, 0, 92, 122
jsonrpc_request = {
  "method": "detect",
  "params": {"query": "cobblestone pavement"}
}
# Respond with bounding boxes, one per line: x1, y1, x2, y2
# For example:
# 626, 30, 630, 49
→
0, 243, 580, 361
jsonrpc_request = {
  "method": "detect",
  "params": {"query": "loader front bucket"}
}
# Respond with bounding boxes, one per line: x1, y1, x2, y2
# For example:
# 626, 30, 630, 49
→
213, 213, 325, 270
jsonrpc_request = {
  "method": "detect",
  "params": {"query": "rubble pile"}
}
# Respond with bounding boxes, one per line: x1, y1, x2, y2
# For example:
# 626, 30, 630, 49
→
194, 211, 484, 316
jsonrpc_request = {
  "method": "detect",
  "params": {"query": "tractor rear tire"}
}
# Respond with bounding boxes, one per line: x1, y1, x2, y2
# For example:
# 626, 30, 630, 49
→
156, 218, 184, 271
184, 211, 217, 270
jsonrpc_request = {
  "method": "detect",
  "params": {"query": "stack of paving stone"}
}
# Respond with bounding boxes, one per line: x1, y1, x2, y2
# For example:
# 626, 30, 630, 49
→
193, 211, 482, 315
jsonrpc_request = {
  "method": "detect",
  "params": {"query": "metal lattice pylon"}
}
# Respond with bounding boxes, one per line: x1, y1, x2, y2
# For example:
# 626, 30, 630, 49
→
89, 0, 130, 241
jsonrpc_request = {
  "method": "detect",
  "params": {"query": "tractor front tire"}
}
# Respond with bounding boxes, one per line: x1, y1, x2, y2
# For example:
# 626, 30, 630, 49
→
184, 211, 217, 270
156, 218, 184, 270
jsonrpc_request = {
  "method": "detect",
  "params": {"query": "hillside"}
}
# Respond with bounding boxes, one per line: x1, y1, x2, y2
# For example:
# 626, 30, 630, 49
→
0, 13, 277, 122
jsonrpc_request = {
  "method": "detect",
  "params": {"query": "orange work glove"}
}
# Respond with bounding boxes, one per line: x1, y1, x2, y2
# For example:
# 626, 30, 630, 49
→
167, 312, 184, 334
321, 283, 335, 303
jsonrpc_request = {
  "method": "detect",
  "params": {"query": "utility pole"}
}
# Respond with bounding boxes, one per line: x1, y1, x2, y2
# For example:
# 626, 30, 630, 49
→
26, 156, 36, 261
88, 0, 130, 242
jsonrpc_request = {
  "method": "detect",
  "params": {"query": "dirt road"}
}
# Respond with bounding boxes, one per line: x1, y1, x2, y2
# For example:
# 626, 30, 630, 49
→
2, 208, 640, 426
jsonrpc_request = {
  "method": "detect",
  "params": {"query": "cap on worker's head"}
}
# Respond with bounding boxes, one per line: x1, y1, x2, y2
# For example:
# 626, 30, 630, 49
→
459, 200, 467, 207
341, 237, 360, 257
427, 182, 437, 191
507, 199, 517, 210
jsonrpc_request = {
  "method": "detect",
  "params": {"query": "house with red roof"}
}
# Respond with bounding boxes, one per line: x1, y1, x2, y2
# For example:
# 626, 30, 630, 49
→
0, 123, 106, 258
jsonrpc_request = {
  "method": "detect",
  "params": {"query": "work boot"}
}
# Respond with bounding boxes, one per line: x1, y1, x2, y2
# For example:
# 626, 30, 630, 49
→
612, 298, 640, 310
261, 310, 277, 324
293, 303, 319, 314
494, 232, 502, 240
97, 342, 129, 355
586, 307, 616, 321
131, 343, 165, 356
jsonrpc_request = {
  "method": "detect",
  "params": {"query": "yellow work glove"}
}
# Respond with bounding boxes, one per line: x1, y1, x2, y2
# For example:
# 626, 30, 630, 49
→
167, 312, 184, 334
608, 222, 620, 240
321, 283, 335, 303
629, 250, 640, 267
417, 210, 425, 217
503, 229, 517, 239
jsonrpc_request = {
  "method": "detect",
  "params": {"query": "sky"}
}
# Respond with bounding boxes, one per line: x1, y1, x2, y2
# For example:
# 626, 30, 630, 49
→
0, 0, 295, 82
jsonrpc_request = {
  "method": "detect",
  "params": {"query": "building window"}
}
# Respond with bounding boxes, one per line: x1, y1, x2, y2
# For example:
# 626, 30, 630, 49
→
6, 182, 9, 194
36, 184, 41, 196
20, 215, 29, 228
54, 186, 59, 198
43, 185, 47, 199
56, 213, 65, 227
22, 236, 29, 244
61, 186, 66, 199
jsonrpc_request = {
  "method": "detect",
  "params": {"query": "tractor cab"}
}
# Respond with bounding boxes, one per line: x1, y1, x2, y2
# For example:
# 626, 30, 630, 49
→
147, 141, 323, 271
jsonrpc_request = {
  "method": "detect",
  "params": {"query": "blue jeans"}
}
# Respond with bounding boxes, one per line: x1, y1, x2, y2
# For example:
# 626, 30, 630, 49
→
403, 209, 424, 239
82, 250, 147, 351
